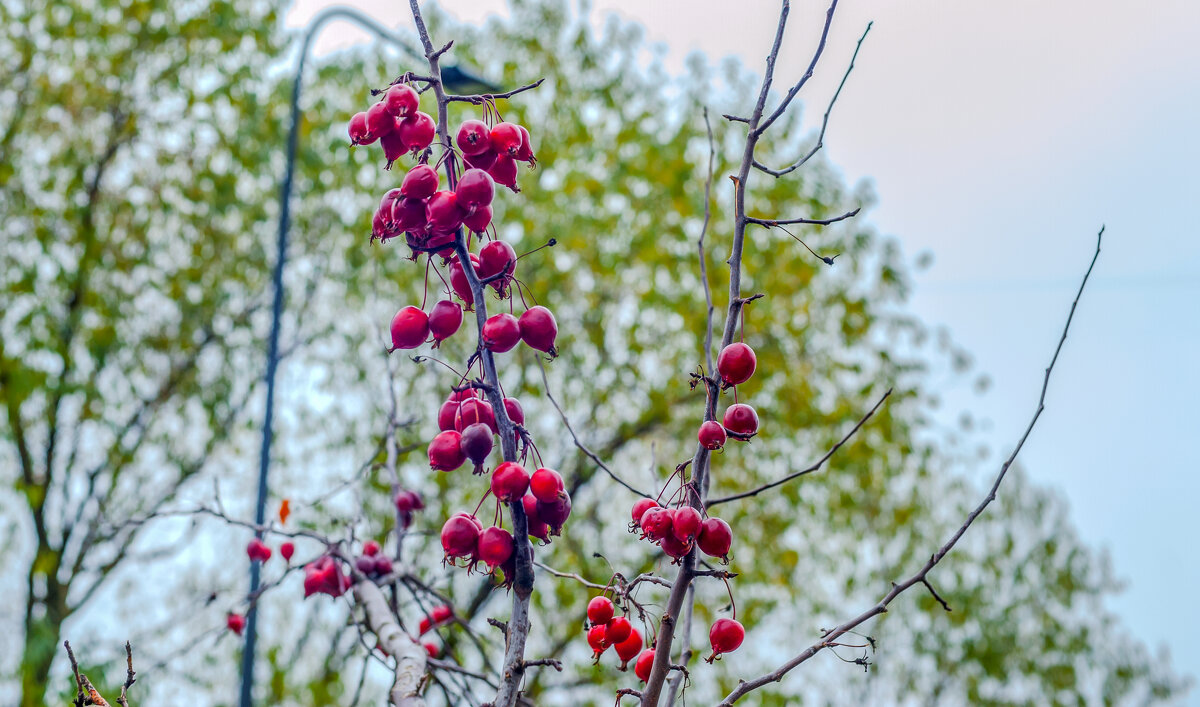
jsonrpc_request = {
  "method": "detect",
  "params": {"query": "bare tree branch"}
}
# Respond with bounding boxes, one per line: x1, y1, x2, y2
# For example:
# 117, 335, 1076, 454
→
446, 78, 545, 103
354, 580, 428, 706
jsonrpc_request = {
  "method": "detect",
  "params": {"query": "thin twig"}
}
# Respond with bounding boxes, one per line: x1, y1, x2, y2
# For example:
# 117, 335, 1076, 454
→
745, 206, 860, 228
446, 78, 545, 103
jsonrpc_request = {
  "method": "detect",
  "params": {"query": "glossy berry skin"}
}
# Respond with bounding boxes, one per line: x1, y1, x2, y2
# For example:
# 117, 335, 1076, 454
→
428, 300, 463, 344
455, 398, 497, 435
246, 538, 271, 563
478, 240, 517, 284
280, 542, 295, 562
365, 101, 394, 139
587, 596, 614, 625
423, 642, 439, 658
491, 462, 530, 501
698, 517, 733, 561
456, 119, 492, 155
490, 122, 523, 156
503, 397, 525, 426
449, 254, 480, 306
464, 147, 498, 171
722, 403, 759, 437
362, 540, 380, 557
463, 204, 492, 233
535, 490, 571, 534
460, 422, 493, 468
638, 506, 673, 541
698, 420, 727, 450
717, 342, 757, 386
477, 526, 514, 569
383, 84, 419, 117
481, 313, 521, 352
400, 163, 439, 200
614, 628, 642, 667
631, 498, 658, 528
529, 467, 565, 503
390, 306, 429, 350
429, 430, 467, 471
518, 306, 558, 354
605, 616, 633, 645
398, 111, 435, 151
455, 168, 495, 209
227, 613, 246, 636
634, 649, 656, 682
487, 154, 520, 192
380, 129, 406, 166
426, 190, 463, 234
522, 494, 550, 542
437, 400, 459, 432
440, 515, 480, 561
706, 618, 745, 662
660, 531, 692, 560
671, 506, 702, 542
348, 111, 371, 145
587, 624, 608, 656
514, 125, 536, 164
392, 196, 427, 232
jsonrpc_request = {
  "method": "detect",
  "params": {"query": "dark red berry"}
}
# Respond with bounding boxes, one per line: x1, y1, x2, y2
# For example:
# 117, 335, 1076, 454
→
227, 613, 246, 635
722, 403, 759, 438
638, 507, 672, 541
401, 164, 440, 200
518, 306, 558, 354
514, 125, 536, 165
280, 542, 295, 562
348, 111, 372, 145
394, 490, 424, 513
698, 517, 733, 561
246, 538, 271, 563
672, 506, 702, 542
392, 197, 427, 232
460, 422, 493, 471
440, 515, 480, 562
384, 84, 419, 117
660, 531, 692, 559
481, 313, 521, 352
399, 111, 435, 151
363, 540, 380, 557
390, 306, 429, 350
491, 461, 530, 501
522, 494, 550, 542
366, 101, 394, 139
630, 498, 658, 528
535, 490, 571, 534
706, 618, 745, 662
606, 616, 632, 645
503, 397, 524, 426
438, 400, 459, 431
456, 168, 495, 210
587, 596, 614, 625
587, 624, 608, 656
490, 122, 522, 156
717, 342, 757, 386
478, 240, 516, 284
380, 128, 406, 167
634, 649, 655, 681
529, 467, 565, 503
428, 300, 463, 345
373, 555, 394, 575
464, 147, 498, 171
449, 254, 480, 306
463, 204, 492, 233
477, 526, 514, 569
614, 628, 642, 667
456, 119, 492, 156
426, 190, 463, 234
429, 430, 467, 471
698, 420, 727, 450
487, 154, 519, 192
455, 398, 497, 435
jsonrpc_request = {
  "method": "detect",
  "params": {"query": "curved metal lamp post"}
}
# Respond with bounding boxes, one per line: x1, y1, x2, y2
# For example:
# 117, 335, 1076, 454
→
239, 9, 494, 706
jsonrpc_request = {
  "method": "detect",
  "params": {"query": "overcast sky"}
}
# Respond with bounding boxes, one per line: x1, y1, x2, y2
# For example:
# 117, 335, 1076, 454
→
289, 0, 1200, 693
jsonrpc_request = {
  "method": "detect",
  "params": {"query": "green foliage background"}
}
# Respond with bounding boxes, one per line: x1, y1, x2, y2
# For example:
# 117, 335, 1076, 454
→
0, 0, 1188, 705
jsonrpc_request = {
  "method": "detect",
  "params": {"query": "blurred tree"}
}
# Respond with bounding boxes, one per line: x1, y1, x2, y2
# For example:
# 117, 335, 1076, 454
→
0, 0, 1188, 705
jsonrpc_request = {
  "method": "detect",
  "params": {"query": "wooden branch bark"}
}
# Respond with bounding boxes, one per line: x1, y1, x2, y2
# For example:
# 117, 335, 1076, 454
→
354, 580, 428, 706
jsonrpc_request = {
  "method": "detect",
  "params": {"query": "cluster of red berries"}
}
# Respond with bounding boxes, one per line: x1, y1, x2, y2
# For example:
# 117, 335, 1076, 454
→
348, 83, 435, 168
302, 555, 351, 599
584, 595, 642, 667
628, 498, 733, 564
353, 540, 394, 578
245, 536, 296, 565
697, 342, 761, 449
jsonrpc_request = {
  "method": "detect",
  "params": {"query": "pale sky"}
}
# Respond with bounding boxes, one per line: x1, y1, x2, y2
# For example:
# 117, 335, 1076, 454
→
289, 0, 1200, 692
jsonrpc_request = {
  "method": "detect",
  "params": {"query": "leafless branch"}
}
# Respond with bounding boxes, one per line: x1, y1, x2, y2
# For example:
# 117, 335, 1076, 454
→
446, 78, 545, 103
698, 108, 718, 378
753, 0, 841, 138
717, 228, 1104, 705
745, 206, 860, 228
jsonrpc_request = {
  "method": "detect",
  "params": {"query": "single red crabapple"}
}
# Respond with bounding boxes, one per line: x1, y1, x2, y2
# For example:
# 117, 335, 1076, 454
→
487, 154, 520, 192
672, 506, 702, 542
614, 628, 642, 668
478, 240, 517, 283
440, 515, 480, 562
383, 83, 419, 117
394, 490, 424, 513
365, 101, 394, 139
425, 190, 463, 234
522, 494, 550, 542
456, 119, 492, 156
428, 430, 467, 471
503, 397, 525, 426
634, 649, 655, 682
587, 596, 615, 625
460, 422, 494, 471
399, 111, 436, 151
698, 420, 727, 450
390, 306, 429, 350
638, 506, 673, 541
379, 188, 403, 219
717, 342, 757, 386
363, 540, 380, 557
428, 299, 463, 345
698, 517, 733, 561
392, 196, 427, 233
280, 542, 295, 562
605, 616, 633, 645
518, 306, 558, 355
373, 555, 393, 575
587, 624, 608, 657
630, 498, 658, 529
529, 467, 565, 503
246, 538, 272, 563
722, 403, 759, 438
455, 397, 497, 434
706, 618, 745, 662
418, 617, 432, 635
430, 604, 454, 624
491, 461, 530, 501
489, 122, 522, 156
660, 531, 692, 560
535, 490, 571, 535
371, 210, 390, 243
463, 204, 492, 233
437, 400, 459, 432
514, 125, 536, 165
380, 128, 406, 167
481, 313, 521, 352
449, 254, 480, 306
348, 111, 371, 145
477, 526, 514, 569
400, 163, 440, 200
423, 642, 439, 658
227, 613, 246, 636
456, 168, 495, 210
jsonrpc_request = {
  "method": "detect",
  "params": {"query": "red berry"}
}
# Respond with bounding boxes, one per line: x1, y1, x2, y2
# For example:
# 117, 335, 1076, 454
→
587, 596, 614, 625
478, 240, 516, 284
392, 196, 427, 232
698, 420, 727, 450
280, 542, 295, 562
363, 540, 380, 557
390, 306, 429, 350
514, 125, 536, 164
722, 403, 759, 438
428, 430, 467, 471
503, 397, 524, 426
449, 254, 480, 306
660, 531, 692, 559
477, 526, 514, 569
638, 506, 672, 541
440, 515, 480, 561
717, 342, 757, 386
456, 119, 492, 156
631, 498, 658, 528
672, 506, 702, 542
437, 400, 459, 431
426, 190, 463, 234
456, 168, 495, 210
460, 422, 494, 469
535, 490, 571, 535
384, 84, 419, 117
518, 306, 558, 354
246, 538, 271, 563
430, 604, 454, 623
423, 641, 439, 658
481, 313, 521, 352
428, 300, 463, 344
614, 628, 642, 667
606, 616, 632, 645
418, 617, 432, 635
399, 111, 436, 151
487, 154, 519, 192
394, 490, 424, 513
463, 204, 492, 233
380, 128, 406, 167
455, 398, 497, 434
490, 122, 522, 156
706, 618, 745, 662
491, 461, 530, 501
355, 555, 376, 574
698, 517, 733, 561
465, 147, 498, 171
374, 556, 394, 575
401, 164, 440, 200
587, 624, 608, 656
522, 494, 550, 542
447, 388, 480, 403
227, 613, 246, 636
366, 101, 394, 139
348, 111, 372, 145
529, 467, 565, 503
634, 649, 655, 682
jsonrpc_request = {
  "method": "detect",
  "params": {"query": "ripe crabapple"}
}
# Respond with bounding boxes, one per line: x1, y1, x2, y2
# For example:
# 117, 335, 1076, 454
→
362, 540, 380, 557
365, 101, 394, 139
587, 596, 614, 626
514, 125, 536, 165
398, 111, 435, 151
634, 648, 655, 682
518, 306, 558, 355
488, 154, 519, 192
630, 498, 658, 529
489, 122, 522, 156
455, 398, 497, 434
426, 190, 463, 234
280, 542, 295, 562
587, 624, 608, 657
383, 84, 419, 117
529, 468, 565, 503
246, 538, 271, 563
456, 119, 492, 156
440, 515, 480, 562
491, 461, 530, 501
698, 517, 733, 562
605, 616, 632, 645
478, 240, 516, 285
698, 420, 727, 450
428, 430, 467, 471
614, 628, 642, 669
455, 168, 495, 210
227, 613, 246, 635
463, 204, 492, 233
449, 254, 480, 306
380, 129, 406, 167
503, 397, 524, 426
460, 422, 494, 472
535, 490, 571, 535
638, 506, 672, 541
481, 313, 521, 352
722, 403, 760, 438
660, 531, 692, 560
477, 526, 514, 569
706, 618, 745, 662
390, 306, 429, 350
391, 196, 427, 232
428, 300, 463, 345
464, 147, 498, 171
400, 163, 439, 200
717, 342, 757, 386
348, 111, 371, 145
671, 506, 702, 542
